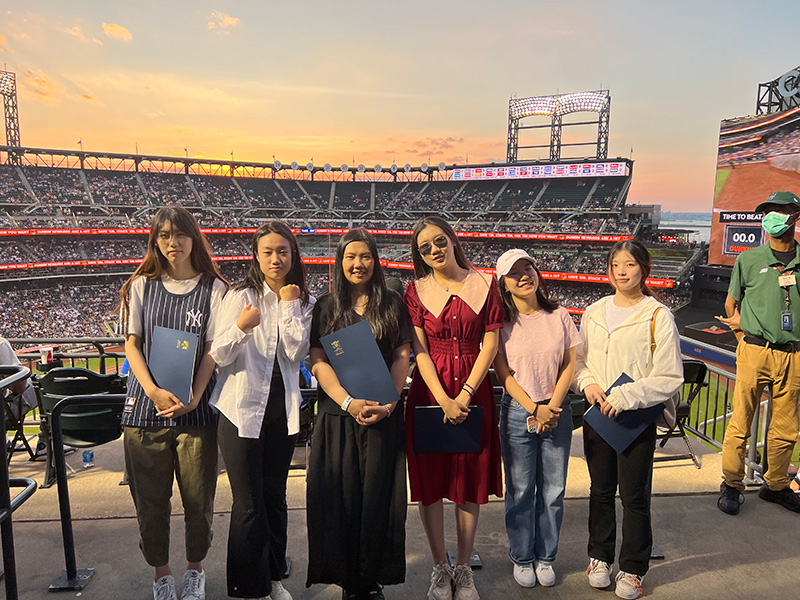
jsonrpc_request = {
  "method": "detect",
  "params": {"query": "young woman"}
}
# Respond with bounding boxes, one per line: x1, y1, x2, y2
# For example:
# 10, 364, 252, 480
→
573, 239, 683, 600
306, 228, 411, 600
404, 216, 503, 600
210, 221, 314, 600
119, 205, 228, 600
493, 249, 581, 589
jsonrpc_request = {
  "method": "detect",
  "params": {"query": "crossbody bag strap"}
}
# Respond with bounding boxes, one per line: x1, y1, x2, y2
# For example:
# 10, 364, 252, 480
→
650, 306, 663, 353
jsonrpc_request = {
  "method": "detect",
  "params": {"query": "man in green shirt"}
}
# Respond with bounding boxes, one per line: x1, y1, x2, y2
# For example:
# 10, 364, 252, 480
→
717, 191, 800, 515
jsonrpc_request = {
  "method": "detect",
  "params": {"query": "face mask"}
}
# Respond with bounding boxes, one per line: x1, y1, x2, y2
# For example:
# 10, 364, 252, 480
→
762, 211, 796, 237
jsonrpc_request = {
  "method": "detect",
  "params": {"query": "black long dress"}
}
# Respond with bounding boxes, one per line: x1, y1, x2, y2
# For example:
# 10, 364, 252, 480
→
306, 292, 412, 593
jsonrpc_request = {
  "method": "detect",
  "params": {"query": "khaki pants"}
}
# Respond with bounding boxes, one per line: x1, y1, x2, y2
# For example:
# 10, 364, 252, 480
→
123, 426, 218, 567
722, 341, 800, 491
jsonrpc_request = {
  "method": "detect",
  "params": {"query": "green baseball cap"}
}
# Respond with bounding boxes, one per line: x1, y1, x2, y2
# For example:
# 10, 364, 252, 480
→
756, 190, 800, 213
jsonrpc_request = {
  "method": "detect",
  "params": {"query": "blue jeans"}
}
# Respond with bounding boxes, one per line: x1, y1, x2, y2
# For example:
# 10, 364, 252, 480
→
499, 393, 572, 565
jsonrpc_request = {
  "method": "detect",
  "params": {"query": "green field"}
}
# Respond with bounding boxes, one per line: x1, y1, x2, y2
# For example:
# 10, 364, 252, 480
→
714, 168, 732, 202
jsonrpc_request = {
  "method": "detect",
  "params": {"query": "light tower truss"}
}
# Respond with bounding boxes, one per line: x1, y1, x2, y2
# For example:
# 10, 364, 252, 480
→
0, 71, 21, 155
757, 66, 800, 115
507, 90, 610, 162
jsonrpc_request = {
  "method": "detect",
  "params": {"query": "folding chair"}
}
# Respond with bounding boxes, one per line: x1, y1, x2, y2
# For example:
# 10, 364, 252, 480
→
654, 358, 708, 469
5, 391, 37, 463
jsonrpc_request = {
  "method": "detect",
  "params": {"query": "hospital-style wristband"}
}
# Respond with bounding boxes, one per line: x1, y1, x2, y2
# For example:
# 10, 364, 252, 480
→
341, 395, 354, 412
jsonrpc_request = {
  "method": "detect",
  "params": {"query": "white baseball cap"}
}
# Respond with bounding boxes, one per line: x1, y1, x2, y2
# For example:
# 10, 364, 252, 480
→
496, 248, 536, 278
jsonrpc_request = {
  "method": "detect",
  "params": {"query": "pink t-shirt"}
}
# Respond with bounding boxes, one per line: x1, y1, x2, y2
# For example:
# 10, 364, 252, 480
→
498, 306, 581, 403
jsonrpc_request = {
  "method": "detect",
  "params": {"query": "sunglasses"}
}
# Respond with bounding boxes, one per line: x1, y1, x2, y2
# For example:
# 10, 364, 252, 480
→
418, 235, 449, 257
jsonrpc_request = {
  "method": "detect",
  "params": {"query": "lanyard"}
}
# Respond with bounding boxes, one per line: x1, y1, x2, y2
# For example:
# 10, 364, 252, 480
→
774, 264, 795, 310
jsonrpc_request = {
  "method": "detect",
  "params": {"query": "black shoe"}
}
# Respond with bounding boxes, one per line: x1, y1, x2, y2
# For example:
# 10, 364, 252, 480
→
717, 481, 744, 515
366, 585, 384, 600
758, 484, 800, 513
341, 589, 357, 600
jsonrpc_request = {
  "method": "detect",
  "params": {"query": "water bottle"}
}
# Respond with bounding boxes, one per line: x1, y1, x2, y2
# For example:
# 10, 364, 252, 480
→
82, 449, 95, 469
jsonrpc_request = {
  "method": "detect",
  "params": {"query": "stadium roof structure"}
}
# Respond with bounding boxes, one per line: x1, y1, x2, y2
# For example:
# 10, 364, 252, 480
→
507, 90, 611, 163
0, 144, 632, 183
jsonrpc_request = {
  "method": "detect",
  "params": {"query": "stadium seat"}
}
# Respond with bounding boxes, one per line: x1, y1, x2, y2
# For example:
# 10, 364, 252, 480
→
33, 367, 125, 488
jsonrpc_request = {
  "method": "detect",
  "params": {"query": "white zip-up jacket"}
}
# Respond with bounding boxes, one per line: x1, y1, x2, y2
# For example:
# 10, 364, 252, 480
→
210, 285, 315, 438
573, 295, 683, 420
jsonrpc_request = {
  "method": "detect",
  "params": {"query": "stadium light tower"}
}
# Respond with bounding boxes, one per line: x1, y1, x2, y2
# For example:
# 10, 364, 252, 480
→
757, 65, 800, 115
0, 70, 21, 150
507, 90, 610, 162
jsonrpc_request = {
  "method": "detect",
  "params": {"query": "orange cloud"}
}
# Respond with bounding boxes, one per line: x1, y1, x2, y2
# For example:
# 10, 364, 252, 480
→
66, 25, 103, 45
0, 34, 9, 53
207, 11, 240, 33
21, 69, 59, 104
81, 94, 96, 101
102, 23, 132, 42
11, 33, 29, 40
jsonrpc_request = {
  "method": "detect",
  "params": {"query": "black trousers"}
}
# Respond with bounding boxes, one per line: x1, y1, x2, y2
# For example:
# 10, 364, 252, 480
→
218, 377, 298, 599
583, 420, 656, 577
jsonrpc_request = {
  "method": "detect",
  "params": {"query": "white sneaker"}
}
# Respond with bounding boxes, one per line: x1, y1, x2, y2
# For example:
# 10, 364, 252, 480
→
534, 561, 556, 587
453, 564, 479, 600
269, 580, 293, 600
181, 570, 205, 600
427, 563, 454, 600
587, 558, 611, 588
153, 575, 177, 600
615, 571, 644, 599
512, 563, 536, 588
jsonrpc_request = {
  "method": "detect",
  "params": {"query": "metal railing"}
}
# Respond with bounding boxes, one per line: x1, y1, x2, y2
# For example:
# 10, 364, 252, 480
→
4, 334, 769, 486
7, 337, 126, 375
679, 336, 767, 485
0, 365, 39, 600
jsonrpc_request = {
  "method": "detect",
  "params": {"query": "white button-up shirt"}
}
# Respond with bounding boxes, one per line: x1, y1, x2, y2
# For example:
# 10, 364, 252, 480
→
210, 285, 315, 438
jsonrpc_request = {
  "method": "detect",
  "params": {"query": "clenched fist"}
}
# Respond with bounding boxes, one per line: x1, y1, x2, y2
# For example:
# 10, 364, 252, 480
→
237, 302, 261, 333
280, 284, 301, 302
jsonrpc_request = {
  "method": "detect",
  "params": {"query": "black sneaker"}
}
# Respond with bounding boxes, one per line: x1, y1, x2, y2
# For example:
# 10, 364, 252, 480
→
758, 484, 800, 513
717, 481, 744, 515
366, 585, 384, 600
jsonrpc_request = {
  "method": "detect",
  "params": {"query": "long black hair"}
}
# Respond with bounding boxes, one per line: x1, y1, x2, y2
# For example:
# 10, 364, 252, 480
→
323, 228, 398, 343
606, 239, 655, 297
120, 205, 228, 316
236, 221, 310, 306
498, 257, 558, 322
410, 216, 473, 279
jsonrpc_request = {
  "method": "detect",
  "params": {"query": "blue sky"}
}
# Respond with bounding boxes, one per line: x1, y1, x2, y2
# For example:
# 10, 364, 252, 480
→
1, 1, 798, 210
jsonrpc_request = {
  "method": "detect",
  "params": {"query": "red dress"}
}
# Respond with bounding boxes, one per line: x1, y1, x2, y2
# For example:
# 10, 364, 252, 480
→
404, 271, 504, 506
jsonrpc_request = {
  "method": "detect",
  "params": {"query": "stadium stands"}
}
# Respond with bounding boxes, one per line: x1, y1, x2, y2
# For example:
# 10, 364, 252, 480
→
536, 178, 594, 210
333, 182, 370, 210
0, 157, 700, 339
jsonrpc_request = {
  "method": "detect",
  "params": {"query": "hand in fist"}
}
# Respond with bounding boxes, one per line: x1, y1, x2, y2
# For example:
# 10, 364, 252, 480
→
280, 284, 301, 302
236, 303, 261, 333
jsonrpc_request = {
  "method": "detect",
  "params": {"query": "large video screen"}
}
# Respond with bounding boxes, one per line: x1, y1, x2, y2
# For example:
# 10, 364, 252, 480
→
710, 107, 800, 265
452, 161, 628, 181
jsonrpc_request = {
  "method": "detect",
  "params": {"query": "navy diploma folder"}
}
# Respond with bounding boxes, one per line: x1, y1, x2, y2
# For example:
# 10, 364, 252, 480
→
320, 319, 399, 405
414, 405, 484, 454
582, 372, 665, 454
148, 326, 198, 406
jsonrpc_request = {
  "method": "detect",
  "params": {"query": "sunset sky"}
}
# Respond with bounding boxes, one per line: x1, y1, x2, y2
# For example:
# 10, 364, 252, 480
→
0, 1, 797, 211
